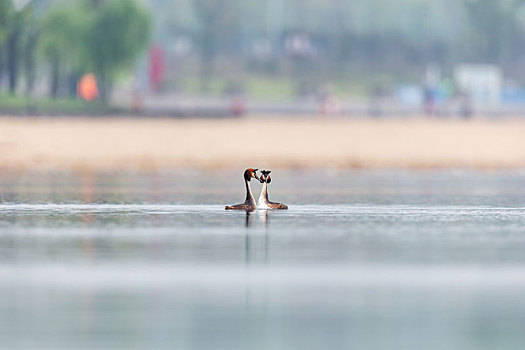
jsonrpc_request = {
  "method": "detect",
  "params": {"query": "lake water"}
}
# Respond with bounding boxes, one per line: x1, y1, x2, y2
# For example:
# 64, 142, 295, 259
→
0, 170, 524, 349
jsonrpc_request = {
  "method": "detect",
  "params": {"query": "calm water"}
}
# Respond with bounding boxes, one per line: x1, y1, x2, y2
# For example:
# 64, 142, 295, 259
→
0, 170, 525, 349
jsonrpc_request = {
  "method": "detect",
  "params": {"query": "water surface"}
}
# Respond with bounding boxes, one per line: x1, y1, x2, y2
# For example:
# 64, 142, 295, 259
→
0, 170, 524, 349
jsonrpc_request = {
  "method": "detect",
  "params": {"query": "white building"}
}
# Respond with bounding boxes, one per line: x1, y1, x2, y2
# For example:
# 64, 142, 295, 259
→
454, 64, 502, 107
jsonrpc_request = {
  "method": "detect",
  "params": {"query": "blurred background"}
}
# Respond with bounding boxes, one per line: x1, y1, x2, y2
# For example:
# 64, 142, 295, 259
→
2, 0, 525, 116
0, 0, 524, 172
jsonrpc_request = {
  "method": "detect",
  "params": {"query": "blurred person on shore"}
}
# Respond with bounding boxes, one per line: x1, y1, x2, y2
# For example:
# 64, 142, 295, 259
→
317, 85, 343, 116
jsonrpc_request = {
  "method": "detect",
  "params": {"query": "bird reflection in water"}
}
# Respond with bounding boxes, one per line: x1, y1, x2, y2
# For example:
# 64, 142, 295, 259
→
245, 209, 254, 227
244, 210, 270, 313
244, 210, 269, 266
244, 209, 269, 228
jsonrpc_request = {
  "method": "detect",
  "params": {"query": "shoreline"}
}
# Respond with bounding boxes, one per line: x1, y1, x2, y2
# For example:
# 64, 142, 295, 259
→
0, 115, 524, 172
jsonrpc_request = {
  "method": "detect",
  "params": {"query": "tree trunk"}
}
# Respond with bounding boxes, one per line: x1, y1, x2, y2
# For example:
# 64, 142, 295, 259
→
7, 29, 20, 94
50, 57, 60, 99
0, 48, 4, 93
24, 31, 39, 96
97, 71, 111, 105
68, 71, 81, 98
200, 21, 216, 93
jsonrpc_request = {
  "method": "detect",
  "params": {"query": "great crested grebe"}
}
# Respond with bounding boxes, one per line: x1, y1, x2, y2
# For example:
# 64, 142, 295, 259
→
225, 168, 260, 211
258, 170, 288, 210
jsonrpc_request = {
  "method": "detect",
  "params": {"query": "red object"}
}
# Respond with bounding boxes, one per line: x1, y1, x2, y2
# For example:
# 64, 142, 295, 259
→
149, 45, 165, 92
77, 73, 99, 101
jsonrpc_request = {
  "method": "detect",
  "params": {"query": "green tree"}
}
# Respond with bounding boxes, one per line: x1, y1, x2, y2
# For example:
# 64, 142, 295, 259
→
6, 5, 32, 94
39, 4, 87, 98
86, 0, 151, 103
192, 0, 239, 92
21, 6, 40, 96
0, 0, 11, 47
0, 0, 13, 91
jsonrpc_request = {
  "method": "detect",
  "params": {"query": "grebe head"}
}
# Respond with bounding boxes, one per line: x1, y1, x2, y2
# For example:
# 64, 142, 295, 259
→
259, 170, 272, 183
244, 168, 259, 182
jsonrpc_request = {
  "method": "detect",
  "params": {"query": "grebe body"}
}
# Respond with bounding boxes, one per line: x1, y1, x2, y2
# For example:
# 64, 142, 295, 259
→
257, 170, 288, 210
225, 168, 259, 211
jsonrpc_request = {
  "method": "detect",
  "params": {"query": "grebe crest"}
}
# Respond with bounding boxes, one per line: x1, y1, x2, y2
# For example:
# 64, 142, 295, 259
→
244, 168, 259, 182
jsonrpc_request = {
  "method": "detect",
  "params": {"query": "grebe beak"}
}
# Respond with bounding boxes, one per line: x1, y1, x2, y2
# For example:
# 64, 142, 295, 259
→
253, 169, 260, 181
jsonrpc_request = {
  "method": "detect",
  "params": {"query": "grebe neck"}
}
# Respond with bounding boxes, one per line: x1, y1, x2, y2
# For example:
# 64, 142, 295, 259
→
244, 179, 256, 206
257, 181, 269, 208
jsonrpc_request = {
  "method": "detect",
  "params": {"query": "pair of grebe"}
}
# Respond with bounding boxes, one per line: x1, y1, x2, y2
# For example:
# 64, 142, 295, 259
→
225, 168, 288, 211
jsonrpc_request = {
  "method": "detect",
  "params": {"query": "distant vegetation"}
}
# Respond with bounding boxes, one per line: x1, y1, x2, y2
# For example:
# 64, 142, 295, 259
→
150, 0, 525, 96
0, 0, 151, 108
2, 0, 525, 105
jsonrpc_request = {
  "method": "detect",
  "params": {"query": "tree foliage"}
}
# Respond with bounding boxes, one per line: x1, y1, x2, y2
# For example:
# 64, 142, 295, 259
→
5, 3, 33, 94
40, 5, 85, 65
39, 4, 88, 97
0, 0, 13, 48
192, 0, 239, 90
30, 0, 151, 101
86, 0, 151, 102
162, 0, 525, 84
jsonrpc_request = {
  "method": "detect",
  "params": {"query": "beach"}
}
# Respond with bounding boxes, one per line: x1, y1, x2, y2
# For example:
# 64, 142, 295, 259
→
0, 116, 524, 172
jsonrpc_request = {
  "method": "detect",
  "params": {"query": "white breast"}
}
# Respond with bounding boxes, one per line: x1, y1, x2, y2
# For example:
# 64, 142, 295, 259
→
257, 183, 270, 209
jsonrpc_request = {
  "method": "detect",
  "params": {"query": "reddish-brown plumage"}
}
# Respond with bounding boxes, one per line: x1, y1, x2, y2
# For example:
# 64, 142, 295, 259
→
225, 204, 256, 211
244, 168, 258, 181
268, 202, 287, 209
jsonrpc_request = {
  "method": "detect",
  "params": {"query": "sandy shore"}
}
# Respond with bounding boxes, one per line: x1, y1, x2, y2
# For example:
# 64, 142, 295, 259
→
0, 116, 524, 172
